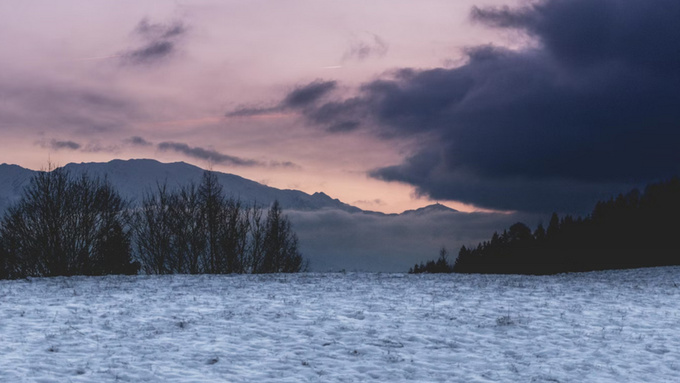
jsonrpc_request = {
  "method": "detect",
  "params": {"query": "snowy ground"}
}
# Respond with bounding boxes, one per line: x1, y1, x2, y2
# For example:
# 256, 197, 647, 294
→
1, 268, 679, 382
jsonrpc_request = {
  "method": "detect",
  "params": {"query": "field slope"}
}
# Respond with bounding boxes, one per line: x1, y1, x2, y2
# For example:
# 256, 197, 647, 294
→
1, 269, 679, 382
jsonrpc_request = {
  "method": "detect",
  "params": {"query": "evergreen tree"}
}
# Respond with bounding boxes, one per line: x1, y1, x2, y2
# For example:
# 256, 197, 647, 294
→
451, 178, 680, 275
257, 200, 305, 273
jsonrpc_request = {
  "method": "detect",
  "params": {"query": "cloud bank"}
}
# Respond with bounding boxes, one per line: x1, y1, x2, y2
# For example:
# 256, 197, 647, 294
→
270, 0, 680, 214
289, 209, 532, 272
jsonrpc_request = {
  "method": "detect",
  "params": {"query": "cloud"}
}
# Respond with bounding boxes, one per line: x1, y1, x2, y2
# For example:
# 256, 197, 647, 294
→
135, 18, 186, 40
226, 106, 282, 118
470, 0, 680, 71
0, 82, 136, 134
48, 139, 81, 151
289, 208, 534, 272
352, 198, 386, 207
157, 141, 262, 167
282, 80, 337, 108
343, 33, 389, 61
125, 136, 153, 147
80, 142, 120, 153
273, 0, 680, 214
38, 139, 121, 153
121, 19, 187, 65
327, 121, 361, 133
226, 80, 344, 132
268, 160, 301, 169
123, 41, 174, 64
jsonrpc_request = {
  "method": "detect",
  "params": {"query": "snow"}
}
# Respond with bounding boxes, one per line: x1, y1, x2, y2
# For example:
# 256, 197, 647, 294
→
1, 268, 679, 382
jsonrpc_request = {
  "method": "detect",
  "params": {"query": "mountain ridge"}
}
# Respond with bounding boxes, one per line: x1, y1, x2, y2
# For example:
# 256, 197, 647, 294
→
0, 159, 451, 216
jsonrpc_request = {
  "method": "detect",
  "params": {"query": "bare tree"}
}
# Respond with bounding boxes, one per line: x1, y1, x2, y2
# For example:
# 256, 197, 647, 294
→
0, 167, 138, 278
129, 173, 307, 275
134, 183, 175, 274
199, 171, 225, 273
171, 184, 206, 274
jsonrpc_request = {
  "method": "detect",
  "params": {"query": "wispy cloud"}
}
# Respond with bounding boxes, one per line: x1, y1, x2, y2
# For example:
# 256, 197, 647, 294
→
157, 141, 262, 167
226, 106, 283, 118
120, 18, 187, 65
268, 160, 301, 169
226, 80, 337, 119
37, 139, 121, 153
225, 80, 357, 133
124, 136, 153, 147
0, 81, 136, 135
343, 33, 389, 61
47, 139, 81, 151
282, 80, 337, 108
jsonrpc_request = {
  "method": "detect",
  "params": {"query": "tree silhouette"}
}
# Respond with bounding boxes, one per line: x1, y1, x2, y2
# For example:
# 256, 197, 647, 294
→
409, 246, 453, 273
131, 173, 307, 275
0, 167, 138, 278
451, 178, 680, 275
257, 200, 305, 273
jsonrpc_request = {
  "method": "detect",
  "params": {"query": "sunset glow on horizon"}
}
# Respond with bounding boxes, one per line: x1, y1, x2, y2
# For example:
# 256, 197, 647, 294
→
2, 0, 679, 216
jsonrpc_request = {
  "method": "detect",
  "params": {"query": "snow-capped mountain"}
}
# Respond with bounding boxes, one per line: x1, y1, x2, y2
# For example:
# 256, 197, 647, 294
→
0, 159, 362, 214
0, 163, 35, 214
0, 159, 507, 272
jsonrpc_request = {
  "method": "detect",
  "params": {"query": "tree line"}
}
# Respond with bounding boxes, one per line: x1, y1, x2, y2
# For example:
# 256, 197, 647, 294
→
0, 167, 306, 279
411, 178, 680, 275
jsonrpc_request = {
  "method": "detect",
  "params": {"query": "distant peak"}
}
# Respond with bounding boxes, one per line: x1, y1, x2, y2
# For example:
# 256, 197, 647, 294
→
401, 203, 458, 215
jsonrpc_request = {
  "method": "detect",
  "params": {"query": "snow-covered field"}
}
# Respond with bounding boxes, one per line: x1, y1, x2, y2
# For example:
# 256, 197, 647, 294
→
1, 268, 679, 382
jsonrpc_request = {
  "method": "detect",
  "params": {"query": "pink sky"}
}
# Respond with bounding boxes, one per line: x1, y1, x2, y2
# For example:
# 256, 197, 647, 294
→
0, 0, 517, 213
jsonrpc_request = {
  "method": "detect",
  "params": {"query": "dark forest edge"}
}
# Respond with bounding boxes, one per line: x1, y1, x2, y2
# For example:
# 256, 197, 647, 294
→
411, 178, 680, 275
0, 166, 306, 279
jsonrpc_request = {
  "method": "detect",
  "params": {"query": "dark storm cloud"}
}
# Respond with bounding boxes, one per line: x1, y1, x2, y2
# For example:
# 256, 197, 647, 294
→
470, 0, 680, 70
281, 0, 680, 213
125, 136, 153, 147
327, 121, 361, 133
121, 19, 187, 65
343, 34, 389, 61
49, 139, 81, 151
157, 141, 262, 167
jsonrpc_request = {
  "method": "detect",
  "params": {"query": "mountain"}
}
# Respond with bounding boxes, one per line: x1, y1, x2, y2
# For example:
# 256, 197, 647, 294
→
400, 203, 458, 216
0, 159, 362, 214
0, 159, 507, 272
0, 163, 35, 214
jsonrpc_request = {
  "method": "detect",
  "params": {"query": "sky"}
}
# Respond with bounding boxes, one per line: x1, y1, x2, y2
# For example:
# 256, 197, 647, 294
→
1, 0, 679, 216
